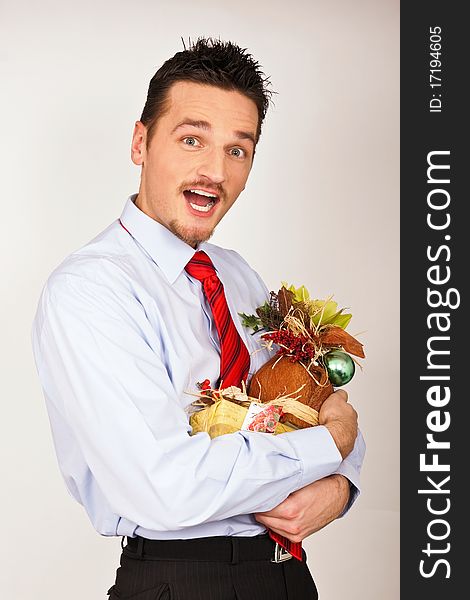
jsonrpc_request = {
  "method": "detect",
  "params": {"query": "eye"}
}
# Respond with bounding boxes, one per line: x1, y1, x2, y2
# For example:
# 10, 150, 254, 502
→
182, 136, 200, 147
230, 147, 246, 159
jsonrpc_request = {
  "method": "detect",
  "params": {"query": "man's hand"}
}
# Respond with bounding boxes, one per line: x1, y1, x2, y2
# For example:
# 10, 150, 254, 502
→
319, 389, 358, 458
254, 474, 351, 543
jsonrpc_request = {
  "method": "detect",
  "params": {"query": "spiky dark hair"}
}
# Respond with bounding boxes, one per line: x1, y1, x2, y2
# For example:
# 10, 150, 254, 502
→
140, 36, 275, 149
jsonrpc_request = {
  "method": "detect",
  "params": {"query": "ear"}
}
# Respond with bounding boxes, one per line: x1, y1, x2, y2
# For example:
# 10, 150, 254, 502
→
131, 121, 147, 166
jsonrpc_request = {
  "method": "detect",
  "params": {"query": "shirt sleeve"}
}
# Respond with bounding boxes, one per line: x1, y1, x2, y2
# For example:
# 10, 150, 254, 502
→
32, 270, 343, 532
334, 429, 366, 516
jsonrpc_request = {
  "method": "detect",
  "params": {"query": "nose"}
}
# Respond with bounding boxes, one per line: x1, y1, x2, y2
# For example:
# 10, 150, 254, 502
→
196, 146, 227, 185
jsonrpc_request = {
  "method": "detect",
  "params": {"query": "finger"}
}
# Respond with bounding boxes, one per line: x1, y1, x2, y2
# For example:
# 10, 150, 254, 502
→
253, 513, 278, 527
257, 511, 336, 539
254, 516, 303, 542
253, 505, 284, 519
254, 513, 293, 529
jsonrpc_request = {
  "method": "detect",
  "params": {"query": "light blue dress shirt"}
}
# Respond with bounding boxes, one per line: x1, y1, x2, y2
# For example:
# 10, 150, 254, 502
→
31, 194, 365, 540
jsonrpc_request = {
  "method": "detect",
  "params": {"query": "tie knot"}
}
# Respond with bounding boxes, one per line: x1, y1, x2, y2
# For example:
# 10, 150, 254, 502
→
185, 250, 217, 282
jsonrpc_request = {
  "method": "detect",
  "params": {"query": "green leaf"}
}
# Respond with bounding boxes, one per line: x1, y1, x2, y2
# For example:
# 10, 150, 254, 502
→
326, 312, 352, 329
239, 312, 262, 332
309, 300, 337, 325
281, 282, 311, 303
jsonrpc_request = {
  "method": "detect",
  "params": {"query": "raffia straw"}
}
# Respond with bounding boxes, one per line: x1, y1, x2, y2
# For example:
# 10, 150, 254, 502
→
262, 384, 319, 425
309, 295, 335, 334
283, 310, 322, 359
283, 308, 310, 337
254, 383, 319, 426
271, 354, 285, 370
298, 359, 331, 387
266, 397, 319, 426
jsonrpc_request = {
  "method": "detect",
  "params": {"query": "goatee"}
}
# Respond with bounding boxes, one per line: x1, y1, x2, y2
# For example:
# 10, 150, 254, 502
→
168, 220, 215, 248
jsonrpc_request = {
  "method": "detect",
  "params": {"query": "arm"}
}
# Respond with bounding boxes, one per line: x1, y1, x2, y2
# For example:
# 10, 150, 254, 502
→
255, 395, 365, 541
32, 271, 344, 532
320, 391, 365, 514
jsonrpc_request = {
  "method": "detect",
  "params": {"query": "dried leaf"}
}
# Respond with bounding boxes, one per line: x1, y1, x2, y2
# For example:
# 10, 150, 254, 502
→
320, 326, 365, 358
281, 282, 311, 302
278, 287, 295, 317
256, 299, 283, 330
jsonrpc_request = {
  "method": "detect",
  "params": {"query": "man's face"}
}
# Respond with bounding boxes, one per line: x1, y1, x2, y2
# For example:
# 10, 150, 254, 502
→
131, 81, 259, 248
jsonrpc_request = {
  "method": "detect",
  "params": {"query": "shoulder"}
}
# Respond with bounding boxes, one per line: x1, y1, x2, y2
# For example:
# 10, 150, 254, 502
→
37, 221, 142, 316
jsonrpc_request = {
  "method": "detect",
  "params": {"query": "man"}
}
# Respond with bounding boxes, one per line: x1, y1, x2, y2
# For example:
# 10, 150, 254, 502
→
32, 37, 365, 599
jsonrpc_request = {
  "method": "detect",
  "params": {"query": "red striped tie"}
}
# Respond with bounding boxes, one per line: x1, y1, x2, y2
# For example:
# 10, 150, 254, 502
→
185, 251, 250, 388
185, 251, 302, 562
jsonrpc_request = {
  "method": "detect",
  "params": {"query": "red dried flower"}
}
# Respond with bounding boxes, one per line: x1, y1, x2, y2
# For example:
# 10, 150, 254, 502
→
262, 330, 317, 363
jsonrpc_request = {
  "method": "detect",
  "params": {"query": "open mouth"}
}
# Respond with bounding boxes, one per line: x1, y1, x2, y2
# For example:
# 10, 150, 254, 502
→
183, 189, 220, 214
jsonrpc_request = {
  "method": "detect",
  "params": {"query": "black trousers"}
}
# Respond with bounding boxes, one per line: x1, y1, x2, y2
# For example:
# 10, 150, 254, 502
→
107, 534, 318, 600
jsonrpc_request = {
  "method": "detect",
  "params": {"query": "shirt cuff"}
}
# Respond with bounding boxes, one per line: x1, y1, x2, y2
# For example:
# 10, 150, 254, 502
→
335, 473, 359, 518
334, 429, 366, 516
280, 425, 342, 489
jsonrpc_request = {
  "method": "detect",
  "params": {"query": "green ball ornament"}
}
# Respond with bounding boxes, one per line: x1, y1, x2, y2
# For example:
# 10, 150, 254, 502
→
324, 350, 355, 386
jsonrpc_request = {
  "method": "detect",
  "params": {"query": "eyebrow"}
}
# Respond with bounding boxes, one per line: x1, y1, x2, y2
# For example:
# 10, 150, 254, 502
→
171, 119, 256, 146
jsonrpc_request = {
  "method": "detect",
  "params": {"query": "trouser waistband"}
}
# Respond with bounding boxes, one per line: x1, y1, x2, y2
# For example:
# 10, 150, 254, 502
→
124, 533, 288, 564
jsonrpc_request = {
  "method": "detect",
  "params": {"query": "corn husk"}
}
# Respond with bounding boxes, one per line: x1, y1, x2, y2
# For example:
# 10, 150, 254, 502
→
188, 386, 319, 439
189, 399, 296, 437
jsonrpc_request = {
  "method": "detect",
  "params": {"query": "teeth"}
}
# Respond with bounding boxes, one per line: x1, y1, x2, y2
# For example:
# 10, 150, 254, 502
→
189, 201, 215, 213
189, 189, 218, 198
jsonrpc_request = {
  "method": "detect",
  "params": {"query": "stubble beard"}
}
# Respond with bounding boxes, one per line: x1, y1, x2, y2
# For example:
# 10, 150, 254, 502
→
168, 219, 215, 248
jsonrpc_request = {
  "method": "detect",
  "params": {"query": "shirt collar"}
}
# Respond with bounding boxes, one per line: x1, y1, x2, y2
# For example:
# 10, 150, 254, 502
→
119, 194, 199, 284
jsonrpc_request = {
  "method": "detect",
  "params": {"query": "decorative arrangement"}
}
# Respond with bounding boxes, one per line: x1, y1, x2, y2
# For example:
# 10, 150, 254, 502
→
188, 383, 319, 438
187, 283, 364, 437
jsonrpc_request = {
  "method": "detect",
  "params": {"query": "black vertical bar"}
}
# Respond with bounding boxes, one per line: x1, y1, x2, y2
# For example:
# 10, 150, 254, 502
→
401, 3, 466, 598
